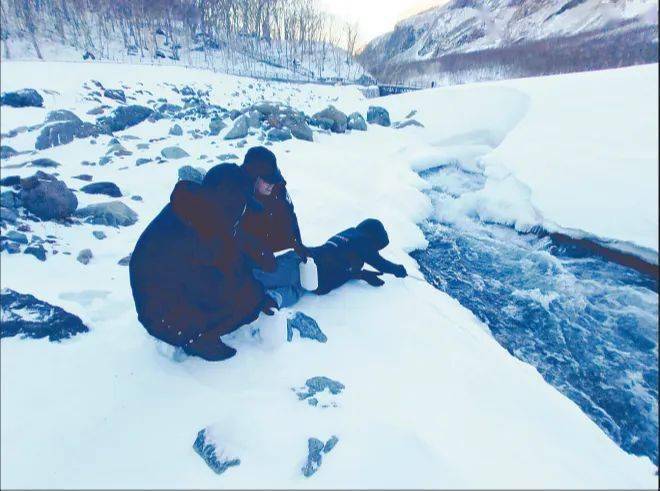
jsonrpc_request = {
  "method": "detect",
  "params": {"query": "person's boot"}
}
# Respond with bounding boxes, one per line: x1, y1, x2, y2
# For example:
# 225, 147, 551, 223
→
183, 336, 237, 361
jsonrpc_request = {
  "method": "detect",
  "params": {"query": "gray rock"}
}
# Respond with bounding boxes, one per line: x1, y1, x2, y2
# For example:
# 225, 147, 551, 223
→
118, 254, 131, 266
309, 116, 334, 131
73, 174, 93, 182
267, 127, 292, 142
161, 146, 190, 159
157, 103, 182, 114
393, 119, 424, 129
223, 115, 248, 140
93, 231, 106, 240
288, 120, 313, 142
1, 191, 19, 209
24, 244, 46, 261
81, 182, 122, 198
98, 156, 112, 166
303, 376, 345, 397
35, 120, 100, 150
1, 89, 43, 108
0, 145, 18, 159
135, 158, 152, 166
347, 112, 367, 131
131, 195, 143, 201
178, 165, 206, 184
246, 110, 262, 128
209, 117, 226, 136
169, 124, 183, 136
251, 102, 279, 116
312, 106, 348, 133
302, 438, 324, 477
136, 143, 150, 150
0, 207, 18, 224
405, 109, 417, 119
28, 158, 60, 168
229, 109, 242, 120
45, 110, 82, 124
97, 105, 153, 133
0, 175, 21, 187
1, 241, 21, 253
20, 173, 78, 220
324, 436, 339, 453
86, 106, 106, 115
217, 153, 238, 161
367, 106, 390, 127
76, 248, 93, 265
103, 89, 126, 103
106, 143, 132, 156
287, 312, 327, 343
3, 231, 28, 244
75, 201, 138, 227
193, 429, 240, 476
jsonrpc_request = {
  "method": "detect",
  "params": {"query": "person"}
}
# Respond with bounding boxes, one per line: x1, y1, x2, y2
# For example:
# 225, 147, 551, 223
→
238, 146, 310, 262
253, 218, 408, 313
129, 164, 275, 361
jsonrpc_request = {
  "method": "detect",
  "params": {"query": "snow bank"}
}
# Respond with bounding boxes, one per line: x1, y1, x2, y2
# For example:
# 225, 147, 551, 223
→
1, 61, 657, 488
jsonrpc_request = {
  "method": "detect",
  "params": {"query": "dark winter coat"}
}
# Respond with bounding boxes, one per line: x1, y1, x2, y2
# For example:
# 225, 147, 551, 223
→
310, 219, 404, 295
129, 166, 267, 348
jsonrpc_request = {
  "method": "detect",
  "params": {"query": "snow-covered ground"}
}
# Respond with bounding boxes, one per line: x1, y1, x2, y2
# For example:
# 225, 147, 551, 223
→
1, 61, 657, 488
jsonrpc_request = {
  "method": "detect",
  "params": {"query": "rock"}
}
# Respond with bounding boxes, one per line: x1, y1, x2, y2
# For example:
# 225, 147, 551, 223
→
178, 165, 205, 184
393, 119, 424, 129
35, 120, 100, 150
229, 109, 242, 120
118, 254, 131, 266
180, 86, 195, 96
367, 106, 391, 127
81, 182, 122, 198
98, 156, 112, 166
83, 51, 95, 60
217, 153, 238, 161
28, 158, 60, 168
1, 289, 89, 341
103, 89, 126, 103
3, 231, 28, 244
73, 174, 93, 182
93, 231, 106, 240
301, 438, 324, 477
246, 110, 262, 128
135, 158, 151, 166
131, 195, 143, 201
24, 244, 46, 261
157, 103, 182, 114
0, 207, 18, 224
252, 102, 279, 116
312, 106, 348, 133
97, 105, 153, 133
20, 173, 78, 220
136, 143, 150, 150
1, 191, 19, 209
161, 146, 190, 159
309, 116, 334, 131
77, 248, 93, 265
347, 112, 367, 131
323, 436, 339, 453
45, 110, 81, 124
0, 175, 21, 187
287, 312, 327, 343
193, 429, 240, 476
1, 89, 43, 108
0, 145, 18, 159
288, 120, 313, 142
267, 127, 292, 142
75, 201, 138, 227
223, 115, 248, 140
209, 117, 226, 136
169, 124, 183, 136
405, 109, 417, 119
87, 106, 105, 116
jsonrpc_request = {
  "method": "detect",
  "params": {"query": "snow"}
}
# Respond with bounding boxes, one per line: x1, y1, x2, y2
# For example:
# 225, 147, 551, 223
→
1, 61, 657, 488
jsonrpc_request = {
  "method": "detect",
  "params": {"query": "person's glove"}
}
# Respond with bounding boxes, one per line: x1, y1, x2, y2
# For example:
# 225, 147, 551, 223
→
260, 296, 279, 316
293, 243, 311, 264
393, 264, 407, 278
360, 270, 385, 287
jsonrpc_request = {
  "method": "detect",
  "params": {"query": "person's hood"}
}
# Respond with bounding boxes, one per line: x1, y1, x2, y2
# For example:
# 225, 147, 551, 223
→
355, 219, 389, 250
170, 181, 232, 240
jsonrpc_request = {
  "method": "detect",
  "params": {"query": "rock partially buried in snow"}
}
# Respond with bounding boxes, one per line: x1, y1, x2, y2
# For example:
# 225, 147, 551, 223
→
393, 119, 424, 129
97, 105, 153, 133
169, 124, 183, 136
347, 112, 367, 131
287, 311, 326, 343
20, 172, 78, 220
0, 145, 18, 159
217, 153, 238, 161
35, 119, 100, 150
81, 182, 123, 198
193, 429, 241, 476
178, 165, 206, 184
0, 288, 89, 341
312, 106, 347, 133
45, 109, 82, 124
301, 436, 338, 477
267, 127, 292, 142
77, 248, 93, 265
93, 231, 106, 240
75, 201, 138, 227
118, 254, 131, 266
223, 115, 249, 140
161, 146, 190, 159
1, 89, 44, 108
209, 117, 226, 136
367, 106, 391, 127
24, 244, 46, 261
28, 158, 60, 168
288, 120, 313, 142
103, 89, 126, 103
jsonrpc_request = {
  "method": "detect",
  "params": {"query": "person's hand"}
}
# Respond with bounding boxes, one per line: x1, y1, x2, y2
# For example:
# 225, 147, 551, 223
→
360, 270, 385, 287
393, 264, 407, 278
260, 296, 279, 316
294, 243, 311, 263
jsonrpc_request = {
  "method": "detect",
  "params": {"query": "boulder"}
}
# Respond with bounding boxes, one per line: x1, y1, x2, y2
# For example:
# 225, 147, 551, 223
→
2, 231, 28, 244
20, 172, 78, 220
75, 201, 138, 227
0, 207, 18, 224
97, 105, 154, 133
35, 120, 100, 150
246, 110, 262, 128
193, 429, 240, 476
1, 89, 43, 108
0, 289, 89, 341
77, 248, 93, 265
367, 106, 390, 127
223, 115, 248, 140
0, 145, 18, 159
103, 89, 126, 103
287, 312, 327, 343
0, 175, 21, 187
24, 244, 46, 261
45, 110, 82, 124
393, 119, 424, 129
288, 120, 313, 142
157, 103, 182, 114
312, 106, 347, 133
169, 124, 183, 136
309, 116, 334, 131
1, 191, 19, 209
161, 146, 190, 159
267, 127, 292, 142
106, 143, 132, 156
301, 436, 338, 477
28, 158, 60, 168
347, 112, 367, 131
209, 116, 226, 136
81, 182, 122, 198
178, 165, 206, 184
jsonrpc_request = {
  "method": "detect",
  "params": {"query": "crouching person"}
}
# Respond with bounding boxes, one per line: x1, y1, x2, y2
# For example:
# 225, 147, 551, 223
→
253, 219, 408, 314
129, 164, 274, 361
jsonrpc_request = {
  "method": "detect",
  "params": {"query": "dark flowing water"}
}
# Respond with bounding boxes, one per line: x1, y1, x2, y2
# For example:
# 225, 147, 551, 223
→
411, 164, 659, 464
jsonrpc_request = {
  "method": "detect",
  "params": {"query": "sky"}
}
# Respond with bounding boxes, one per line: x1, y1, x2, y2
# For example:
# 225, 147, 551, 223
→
318, 0, 447, 46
